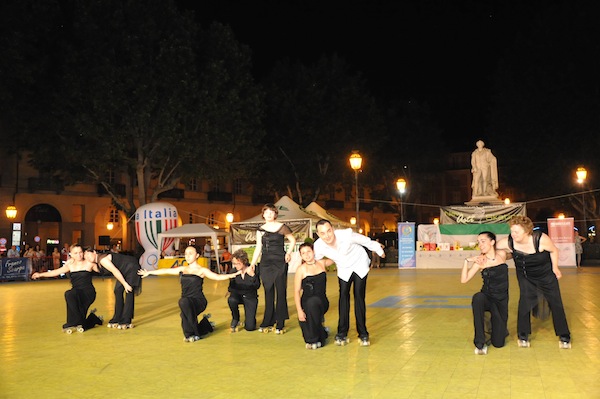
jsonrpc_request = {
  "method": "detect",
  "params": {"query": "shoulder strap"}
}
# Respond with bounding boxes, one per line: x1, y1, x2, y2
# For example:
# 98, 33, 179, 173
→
533, 230, 542, 252
507, 234, 514, 251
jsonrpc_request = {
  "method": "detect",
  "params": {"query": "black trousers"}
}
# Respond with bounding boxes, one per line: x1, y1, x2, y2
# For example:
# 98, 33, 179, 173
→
228, 292, 258, 331
110, 282, 136, 325
178, 296, 211, 338
337, 272, 368, 339
64, 287, 96, 329
300, 294, 329, 345
260, 269, 289, 329
516, 271, 570, 338
472, 292, 508, 349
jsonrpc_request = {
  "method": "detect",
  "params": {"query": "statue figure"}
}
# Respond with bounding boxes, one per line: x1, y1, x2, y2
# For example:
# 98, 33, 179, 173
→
471, 140, 498, 197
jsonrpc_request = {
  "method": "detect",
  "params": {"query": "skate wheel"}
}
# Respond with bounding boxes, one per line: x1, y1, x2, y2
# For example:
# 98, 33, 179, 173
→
76, 326, 84, 333
63, 328, 73, 334
559, 341, 571, 349
517, 339, 530, 348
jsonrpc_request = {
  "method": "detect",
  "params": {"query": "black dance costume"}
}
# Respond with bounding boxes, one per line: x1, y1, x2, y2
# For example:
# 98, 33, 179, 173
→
64, 271, 102, 330
104, 253, 142, 325
179, 273, 213, 339
228, 269, 261, 331
509, 231, 570, 341
299, 271, 329, 346
472, 264, 508, 349
258, 224, 292, 330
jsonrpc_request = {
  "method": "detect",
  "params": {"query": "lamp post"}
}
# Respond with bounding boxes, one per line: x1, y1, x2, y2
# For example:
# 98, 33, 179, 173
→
349, 151, 362, 231
576, 167, 587, 235
396, 178, 407, 222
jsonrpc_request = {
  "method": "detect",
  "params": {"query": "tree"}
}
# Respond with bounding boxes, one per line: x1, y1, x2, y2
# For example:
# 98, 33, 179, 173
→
4, 0, 264, 216
261, 54, 386, 205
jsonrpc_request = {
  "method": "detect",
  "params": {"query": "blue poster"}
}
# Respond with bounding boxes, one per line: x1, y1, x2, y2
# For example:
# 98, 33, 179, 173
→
0, 257, 30, 280
398, 222, 416, 268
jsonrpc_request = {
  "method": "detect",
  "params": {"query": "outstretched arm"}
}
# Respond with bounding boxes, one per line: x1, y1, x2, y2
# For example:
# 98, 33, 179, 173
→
138, 267, 182, 278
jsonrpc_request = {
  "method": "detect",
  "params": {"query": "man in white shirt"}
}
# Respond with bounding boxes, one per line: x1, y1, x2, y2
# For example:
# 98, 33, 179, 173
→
7, 245, 20, 258
314, 219, 385, 346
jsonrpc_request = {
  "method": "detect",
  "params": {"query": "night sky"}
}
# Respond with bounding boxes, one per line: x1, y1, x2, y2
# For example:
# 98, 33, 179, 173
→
184, 0, 553, 151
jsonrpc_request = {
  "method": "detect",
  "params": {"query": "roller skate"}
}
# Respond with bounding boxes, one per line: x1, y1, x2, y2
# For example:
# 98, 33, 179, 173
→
474, 345, 488, 355
358, 336, 370, 347
117, 323, 134, 330
517, 333, 530, 348
258, 326, 273, 333
230, 320, 244, 333
335, 335, 349, 346
559, 336, 571, 349
274, 327, 286, 335
62, 325, 82, 334
183, 335, 201, 343
305, 342, 322, 350
107, 322, 119, 328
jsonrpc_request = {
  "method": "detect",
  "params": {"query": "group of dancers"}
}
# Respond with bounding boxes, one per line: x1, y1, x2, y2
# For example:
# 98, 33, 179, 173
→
461, 215, 572, 355
33, 208, 568, 353
32, 245, 141, 333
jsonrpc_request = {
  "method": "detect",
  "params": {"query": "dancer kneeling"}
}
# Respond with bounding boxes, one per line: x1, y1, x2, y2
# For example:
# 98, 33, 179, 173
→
227, 249, 261, 332
138, 245, 240, 342
461, 231, 509, 355
32, 244, 104, 333
294, 242, 332, 349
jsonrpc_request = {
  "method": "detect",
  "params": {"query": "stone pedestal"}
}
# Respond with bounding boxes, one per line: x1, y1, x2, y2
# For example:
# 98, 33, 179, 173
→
465, 196, 504, 206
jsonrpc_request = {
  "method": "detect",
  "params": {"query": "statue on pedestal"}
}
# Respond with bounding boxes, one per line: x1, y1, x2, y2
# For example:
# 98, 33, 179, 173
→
470, 140, 499, 199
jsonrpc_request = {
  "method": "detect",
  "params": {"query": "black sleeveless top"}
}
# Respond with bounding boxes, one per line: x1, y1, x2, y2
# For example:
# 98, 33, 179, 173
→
480, 264, 508, 302
508, 230, 552, 278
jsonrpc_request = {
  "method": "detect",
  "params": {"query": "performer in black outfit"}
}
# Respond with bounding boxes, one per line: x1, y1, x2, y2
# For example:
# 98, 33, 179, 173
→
227, 249, 260, 332
139, 245, 239, 342
294, 242, 332, 349
497, 215, 571, 348
249, 203, 296, 334
85, 249, 140, 329
32, 244, 103, 332
461, 232, 509, 355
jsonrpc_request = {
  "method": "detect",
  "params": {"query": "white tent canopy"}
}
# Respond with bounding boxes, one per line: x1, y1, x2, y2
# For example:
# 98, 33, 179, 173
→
305, 201, 353, 229
241, 196, 321, 222
156, 223, 228, 269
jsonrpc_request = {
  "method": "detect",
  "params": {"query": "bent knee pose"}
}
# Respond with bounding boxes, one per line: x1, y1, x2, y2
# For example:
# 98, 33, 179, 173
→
461, 231, 509, 355
139, 245, 239, 342
294, 243, 331, 349
228, 249, 260, 332
32, 244, 103, 332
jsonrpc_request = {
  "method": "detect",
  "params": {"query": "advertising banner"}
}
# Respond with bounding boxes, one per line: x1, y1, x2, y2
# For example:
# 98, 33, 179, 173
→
398, 222, 416, 268
0, 257, 29, 280
440, 203, 526, 224
548, 217, 576, 267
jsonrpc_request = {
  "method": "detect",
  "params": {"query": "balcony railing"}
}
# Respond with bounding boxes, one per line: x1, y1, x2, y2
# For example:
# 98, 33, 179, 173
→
28, 178, 64, 193
158, 188, 185, 200
207, 191, 233, 202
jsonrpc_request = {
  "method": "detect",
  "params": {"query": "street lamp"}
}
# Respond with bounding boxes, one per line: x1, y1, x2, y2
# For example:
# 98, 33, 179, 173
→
396, 178, 407, 221
576, 167, 588, 235
5, 206, 17, 219
349, 151, 362, 231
